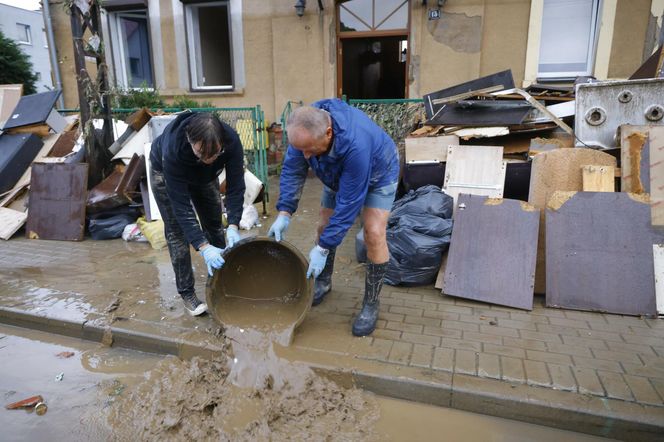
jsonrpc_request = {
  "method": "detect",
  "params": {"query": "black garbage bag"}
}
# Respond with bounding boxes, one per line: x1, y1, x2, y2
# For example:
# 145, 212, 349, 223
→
88, 206, 140, 240
386, 186, 453, 286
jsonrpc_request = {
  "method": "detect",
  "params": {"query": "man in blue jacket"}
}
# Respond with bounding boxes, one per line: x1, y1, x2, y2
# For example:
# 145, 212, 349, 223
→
268, 99, 399, 336
150, 112, 245, 316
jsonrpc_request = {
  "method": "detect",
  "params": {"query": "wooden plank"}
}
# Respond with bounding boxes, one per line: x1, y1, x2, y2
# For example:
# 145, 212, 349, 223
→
582, 165, 615, 192
0, 84, 22, 124
621, 125, 652, 193
434, 253, 448, 290
442, 195, 540, 310
528, 148, 617, 294
443, 145, 506, 217
26, 163, 88, 241
649, 126, 664, 226
546, 191, 659, 316
404, 135, 458, 163
0, 207, 27, 240
653, 244, 664, 316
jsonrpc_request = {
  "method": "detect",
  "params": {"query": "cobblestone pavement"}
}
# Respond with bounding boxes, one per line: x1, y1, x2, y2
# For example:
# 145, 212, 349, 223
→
1, 176, 663, 437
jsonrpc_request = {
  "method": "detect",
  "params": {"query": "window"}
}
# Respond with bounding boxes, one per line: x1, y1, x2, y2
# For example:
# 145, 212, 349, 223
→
109, 10, 154, 88
16, 23, 31, 44
538, 0, 600, 79
42, 29, 48, 48
185, 1, 234, 90
339, 0, 408, 32
35, 72, 41, 80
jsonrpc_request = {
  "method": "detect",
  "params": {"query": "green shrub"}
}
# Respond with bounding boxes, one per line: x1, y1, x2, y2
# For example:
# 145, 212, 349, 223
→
114, 83, 165, 109
0, 30, 38, 95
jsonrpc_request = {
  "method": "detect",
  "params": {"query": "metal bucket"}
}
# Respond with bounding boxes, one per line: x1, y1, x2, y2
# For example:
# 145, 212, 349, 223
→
206, 237, 313, 333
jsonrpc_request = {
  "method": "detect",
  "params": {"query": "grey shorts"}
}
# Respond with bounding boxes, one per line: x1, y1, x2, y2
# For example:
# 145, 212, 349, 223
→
321, 182, 398, 211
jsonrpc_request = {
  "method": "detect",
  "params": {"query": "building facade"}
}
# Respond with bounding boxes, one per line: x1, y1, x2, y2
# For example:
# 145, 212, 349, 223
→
49, 0, 663, 122
0, 4, 54, 93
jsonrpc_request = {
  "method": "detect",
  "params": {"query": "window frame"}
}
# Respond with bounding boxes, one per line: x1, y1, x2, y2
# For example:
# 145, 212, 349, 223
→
536, 0, 601, 80
184, 0, 235, 91
107, 9, 155, 90
16, 23, 31, 45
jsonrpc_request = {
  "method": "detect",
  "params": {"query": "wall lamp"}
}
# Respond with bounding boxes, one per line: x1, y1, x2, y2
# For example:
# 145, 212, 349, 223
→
422, 0, 446, 6
294, 0, 324, 17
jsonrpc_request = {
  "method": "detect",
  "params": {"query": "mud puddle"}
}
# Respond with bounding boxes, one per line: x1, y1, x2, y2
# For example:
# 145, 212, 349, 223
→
0, 324, 162, 441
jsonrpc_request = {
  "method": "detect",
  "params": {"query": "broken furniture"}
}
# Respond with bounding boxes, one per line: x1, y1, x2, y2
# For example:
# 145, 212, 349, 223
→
2, 90, 66, 136
575, 78, 664, 149
443, 194, 539, 310
546, 191, 660, 317
86, 153, 145, 212
0, 133, 43, 194
26, 163, 88, 241
402, 135, 458, 192
527, 148, 617, 294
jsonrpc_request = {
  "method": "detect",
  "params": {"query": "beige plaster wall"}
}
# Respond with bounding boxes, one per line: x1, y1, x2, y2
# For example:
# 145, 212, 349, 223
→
607, 0, 652, 78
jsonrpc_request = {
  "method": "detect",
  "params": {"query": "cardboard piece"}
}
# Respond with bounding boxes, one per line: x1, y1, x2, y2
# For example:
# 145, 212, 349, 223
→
0, 207, 27, 240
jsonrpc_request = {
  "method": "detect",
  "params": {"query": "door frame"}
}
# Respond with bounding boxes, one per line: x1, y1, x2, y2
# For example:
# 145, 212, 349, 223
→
336, 1, 411, 98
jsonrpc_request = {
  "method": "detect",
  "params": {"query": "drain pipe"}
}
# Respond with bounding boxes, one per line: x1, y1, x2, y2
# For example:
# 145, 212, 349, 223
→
42, 0, 65, 109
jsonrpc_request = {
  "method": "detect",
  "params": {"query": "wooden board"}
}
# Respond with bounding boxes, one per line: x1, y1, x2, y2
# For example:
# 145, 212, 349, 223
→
404, 135, 458, 163
434, 253, 448, 290
649, 126, 664, 226
0, 207, 27, 240
442, 194, 540, 310
528, 148, 617, 294
443, 145, 506, 216
621, 125, 652, 193
654, 244, 664, 316
582, 165, 615, 192
0, 84, 22, 124
26, 163, 88, 241
546, 191, 659, 316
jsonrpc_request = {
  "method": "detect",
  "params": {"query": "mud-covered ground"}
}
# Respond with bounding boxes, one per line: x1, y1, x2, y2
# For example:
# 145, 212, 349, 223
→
109, 355, 379, 442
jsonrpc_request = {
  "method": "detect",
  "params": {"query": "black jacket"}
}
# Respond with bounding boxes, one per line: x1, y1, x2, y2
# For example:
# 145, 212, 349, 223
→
150, 112, 245, 250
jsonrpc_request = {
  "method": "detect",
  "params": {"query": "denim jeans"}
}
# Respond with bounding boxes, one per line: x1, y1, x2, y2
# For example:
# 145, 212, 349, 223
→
150, 169, 225, 299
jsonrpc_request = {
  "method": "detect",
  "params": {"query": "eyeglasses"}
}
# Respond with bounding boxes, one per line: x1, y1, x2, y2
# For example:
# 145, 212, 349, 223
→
188, 137, 222, 162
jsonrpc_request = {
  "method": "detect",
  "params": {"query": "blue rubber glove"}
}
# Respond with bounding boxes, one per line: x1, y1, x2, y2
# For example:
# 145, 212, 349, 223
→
267, 213, 291, 242
226, 225, 241, 248
307, 245, 329, 279
199, 244, 225, 276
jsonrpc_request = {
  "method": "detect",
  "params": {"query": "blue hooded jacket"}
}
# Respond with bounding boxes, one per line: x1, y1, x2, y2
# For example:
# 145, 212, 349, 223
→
276, 99, 399, 250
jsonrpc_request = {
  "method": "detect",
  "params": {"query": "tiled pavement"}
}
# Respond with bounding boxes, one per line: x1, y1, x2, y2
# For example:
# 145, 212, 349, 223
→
1, 176, 663, 438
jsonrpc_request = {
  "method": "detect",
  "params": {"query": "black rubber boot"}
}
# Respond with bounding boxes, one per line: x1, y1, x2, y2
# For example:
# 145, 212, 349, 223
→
312, 248, 336, 306
352, 261, 388, 337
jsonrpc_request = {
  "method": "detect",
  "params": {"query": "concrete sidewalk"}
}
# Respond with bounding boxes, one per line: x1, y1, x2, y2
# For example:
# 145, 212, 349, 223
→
1, 177, 663, 440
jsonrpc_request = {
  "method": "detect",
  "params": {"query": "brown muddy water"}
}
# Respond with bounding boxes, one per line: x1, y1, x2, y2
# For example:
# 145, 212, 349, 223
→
0, 324, 614, 442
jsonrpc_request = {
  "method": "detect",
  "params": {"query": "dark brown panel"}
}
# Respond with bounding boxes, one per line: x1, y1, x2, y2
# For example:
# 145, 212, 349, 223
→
26, 163, 88, 241
443, 194, 540, 310
546, 192, 660, 316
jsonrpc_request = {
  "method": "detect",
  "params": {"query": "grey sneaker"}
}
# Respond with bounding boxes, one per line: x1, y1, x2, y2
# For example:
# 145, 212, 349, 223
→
181, 293, 208, 316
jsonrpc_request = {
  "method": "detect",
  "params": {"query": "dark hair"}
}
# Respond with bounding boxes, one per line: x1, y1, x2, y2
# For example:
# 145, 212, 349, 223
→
185, 112, 224, 160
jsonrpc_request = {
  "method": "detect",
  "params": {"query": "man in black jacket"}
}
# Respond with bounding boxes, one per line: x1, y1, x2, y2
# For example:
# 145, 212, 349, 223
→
150, 112, 245, 316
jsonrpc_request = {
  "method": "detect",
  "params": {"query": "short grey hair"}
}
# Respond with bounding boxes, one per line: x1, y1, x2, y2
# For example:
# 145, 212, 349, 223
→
286, 106, 331, 140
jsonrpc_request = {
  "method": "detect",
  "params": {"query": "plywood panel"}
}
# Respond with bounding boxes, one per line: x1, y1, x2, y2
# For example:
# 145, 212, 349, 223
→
26, 163, 88, 241
405, 135, 458, 163
653, 244, 664, 316
649, 126, 664, 226
443, 145, 506, 215
582, 165, 615, 192
546, 192, 659, 316
0, 84, 22, 123
442, 194, 539, 310
621, 125, 652, 194
0, 207, 27, 240
528, 148, 617, 294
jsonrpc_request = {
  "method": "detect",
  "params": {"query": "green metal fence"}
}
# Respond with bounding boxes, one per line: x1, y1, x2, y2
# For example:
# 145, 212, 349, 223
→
279, 100, 303, 148
60, 106, 269, 202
